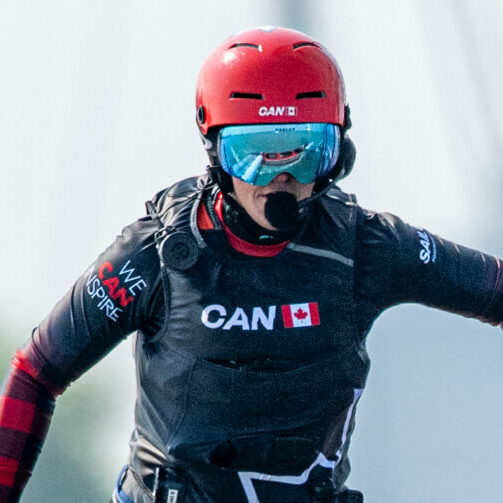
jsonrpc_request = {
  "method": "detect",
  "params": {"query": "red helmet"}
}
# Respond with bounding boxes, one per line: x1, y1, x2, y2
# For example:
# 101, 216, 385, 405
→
196, 27, 347, 135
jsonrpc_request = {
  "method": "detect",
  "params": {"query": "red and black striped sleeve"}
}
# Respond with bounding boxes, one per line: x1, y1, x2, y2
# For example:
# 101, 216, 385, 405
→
0, 343, 64, 503
0, 215, 165, 502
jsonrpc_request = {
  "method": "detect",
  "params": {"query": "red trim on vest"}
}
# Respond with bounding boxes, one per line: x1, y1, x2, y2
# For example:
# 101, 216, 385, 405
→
212, 192, 289, 257
196, 199, 214, 230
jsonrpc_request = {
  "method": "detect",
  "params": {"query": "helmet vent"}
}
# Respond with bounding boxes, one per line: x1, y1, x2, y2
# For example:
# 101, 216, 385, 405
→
296, 91, 326, 99
293, 42, 319, 50
229, 43, 262, 51
230, 92, 263, 100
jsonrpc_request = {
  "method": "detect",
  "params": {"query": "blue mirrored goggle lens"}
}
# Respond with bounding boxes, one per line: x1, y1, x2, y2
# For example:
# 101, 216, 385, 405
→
218, 123, 340, 186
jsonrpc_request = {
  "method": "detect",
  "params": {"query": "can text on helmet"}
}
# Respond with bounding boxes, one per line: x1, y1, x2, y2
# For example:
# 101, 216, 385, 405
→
258, 106, 298, 117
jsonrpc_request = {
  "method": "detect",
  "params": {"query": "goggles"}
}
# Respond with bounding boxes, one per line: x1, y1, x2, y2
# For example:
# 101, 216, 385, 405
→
218, 123, 340, 186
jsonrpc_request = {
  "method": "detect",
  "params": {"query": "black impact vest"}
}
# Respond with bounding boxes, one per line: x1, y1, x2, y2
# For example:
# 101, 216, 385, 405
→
127, 176, 369, 503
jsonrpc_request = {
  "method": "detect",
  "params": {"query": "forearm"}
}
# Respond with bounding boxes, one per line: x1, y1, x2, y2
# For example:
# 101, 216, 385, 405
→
0, 214, 163, 502
0, 347, 62, 503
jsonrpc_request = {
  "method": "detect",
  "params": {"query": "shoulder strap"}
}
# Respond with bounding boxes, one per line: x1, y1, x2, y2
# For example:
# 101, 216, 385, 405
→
317, 187, 359, 261
145, 175, 216, 237
145, 200, 163, 230
143, 176, 210, 337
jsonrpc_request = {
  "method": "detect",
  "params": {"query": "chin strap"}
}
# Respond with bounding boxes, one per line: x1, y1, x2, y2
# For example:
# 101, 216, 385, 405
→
207, 165, 233, 193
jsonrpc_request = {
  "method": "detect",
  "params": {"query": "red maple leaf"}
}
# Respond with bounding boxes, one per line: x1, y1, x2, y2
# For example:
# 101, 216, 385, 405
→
294, 308, 308, 320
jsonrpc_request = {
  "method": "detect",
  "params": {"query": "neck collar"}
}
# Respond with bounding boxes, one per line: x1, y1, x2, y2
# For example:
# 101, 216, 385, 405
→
221, 192, 298, 245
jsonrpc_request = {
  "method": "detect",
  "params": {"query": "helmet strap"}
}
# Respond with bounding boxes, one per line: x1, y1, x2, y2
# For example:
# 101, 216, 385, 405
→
312, 105, 355, 193
207, 165, 234, 194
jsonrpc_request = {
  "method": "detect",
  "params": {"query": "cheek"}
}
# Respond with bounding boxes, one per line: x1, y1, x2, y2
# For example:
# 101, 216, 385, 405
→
232, 180, 261, 208
246, 191, 266, 217
249, 192, 265, 213
296, 182, 315, 200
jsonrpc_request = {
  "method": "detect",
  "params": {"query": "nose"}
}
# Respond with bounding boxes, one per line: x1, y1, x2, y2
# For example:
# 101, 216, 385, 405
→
272, 172, 292, 184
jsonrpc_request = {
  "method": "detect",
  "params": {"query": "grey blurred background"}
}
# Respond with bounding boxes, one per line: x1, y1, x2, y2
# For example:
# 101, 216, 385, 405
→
1, 1, 503, 501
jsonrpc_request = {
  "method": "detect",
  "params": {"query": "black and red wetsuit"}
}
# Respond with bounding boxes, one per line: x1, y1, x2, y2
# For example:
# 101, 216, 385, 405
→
1, 176, 503, 503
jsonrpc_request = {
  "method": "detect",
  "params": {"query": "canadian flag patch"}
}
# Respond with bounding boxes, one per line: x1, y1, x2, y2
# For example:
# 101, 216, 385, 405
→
281, 302, 320, 328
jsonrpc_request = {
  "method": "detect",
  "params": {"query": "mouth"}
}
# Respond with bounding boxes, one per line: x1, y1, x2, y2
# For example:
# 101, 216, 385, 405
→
259, 183, 297, 199
260, 146, 306, 166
